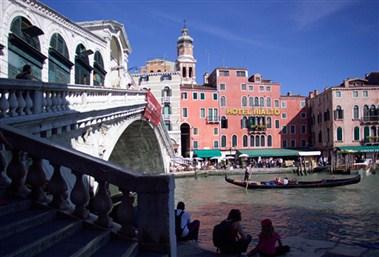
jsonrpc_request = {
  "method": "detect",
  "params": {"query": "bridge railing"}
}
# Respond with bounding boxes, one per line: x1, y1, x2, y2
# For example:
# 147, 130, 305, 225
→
0, 124, 176, 255
0, 78, 146, 121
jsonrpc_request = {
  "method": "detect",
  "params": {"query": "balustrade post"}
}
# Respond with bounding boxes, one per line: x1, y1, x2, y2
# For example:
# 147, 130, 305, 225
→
117, 187, 136, 238
33, 90, 43, 114
9, 91, 18, 117
6, 150, 30, 198
17, 91, 26, 115
27, 157, 48, 203
0, 91, 10, 117
47, 163, 69, 210
92, 180, 112, 227
25, 91, 33, 115
136, 176, 176, 256
0, 144, 9, 188
70, 172, 89, 219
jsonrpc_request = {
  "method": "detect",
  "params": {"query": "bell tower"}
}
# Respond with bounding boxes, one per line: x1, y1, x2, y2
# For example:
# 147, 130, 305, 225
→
176, 22, 196, 85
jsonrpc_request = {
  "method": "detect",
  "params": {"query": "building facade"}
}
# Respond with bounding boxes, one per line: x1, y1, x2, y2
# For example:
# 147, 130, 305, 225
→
180, 68, 309, 157
308, 73, 379, 157
0, 0, 133, 88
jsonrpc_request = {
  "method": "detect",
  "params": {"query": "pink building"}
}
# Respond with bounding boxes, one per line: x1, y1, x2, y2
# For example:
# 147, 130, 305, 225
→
179, 67, 309, 157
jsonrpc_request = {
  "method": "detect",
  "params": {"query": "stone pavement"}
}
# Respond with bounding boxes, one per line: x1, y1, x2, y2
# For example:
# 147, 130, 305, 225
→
178, 237, 379, 257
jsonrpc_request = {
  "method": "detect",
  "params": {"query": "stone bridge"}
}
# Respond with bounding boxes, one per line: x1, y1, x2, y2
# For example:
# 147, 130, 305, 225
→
0, 78, 175, 174
0, 78, 177, 256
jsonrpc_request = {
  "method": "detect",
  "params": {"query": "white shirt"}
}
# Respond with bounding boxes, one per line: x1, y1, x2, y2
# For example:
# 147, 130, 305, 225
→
175, 209, 191, 237
283, 178, 289, 185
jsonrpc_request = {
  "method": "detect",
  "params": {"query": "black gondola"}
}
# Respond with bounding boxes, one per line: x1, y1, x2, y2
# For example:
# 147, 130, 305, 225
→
225, 175, 361, 189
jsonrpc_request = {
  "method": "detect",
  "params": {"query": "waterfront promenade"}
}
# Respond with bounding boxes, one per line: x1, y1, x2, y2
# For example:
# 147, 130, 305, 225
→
178, 237, 379, 257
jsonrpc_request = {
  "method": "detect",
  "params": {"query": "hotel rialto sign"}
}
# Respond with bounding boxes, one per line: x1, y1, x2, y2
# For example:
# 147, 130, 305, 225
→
226, 108, 281, 116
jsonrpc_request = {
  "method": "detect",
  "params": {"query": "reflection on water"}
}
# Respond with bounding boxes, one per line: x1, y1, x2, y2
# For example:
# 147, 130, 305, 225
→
175, 173, 379, 250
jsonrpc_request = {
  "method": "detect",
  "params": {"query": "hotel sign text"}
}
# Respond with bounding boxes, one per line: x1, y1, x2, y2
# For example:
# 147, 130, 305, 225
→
226, 108, 281, 116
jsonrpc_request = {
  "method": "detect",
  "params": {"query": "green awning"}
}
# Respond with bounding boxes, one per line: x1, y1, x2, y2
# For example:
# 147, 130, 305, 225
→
237, 148, 299, 157
193, 149, 222, 158
336, 145, 379, 153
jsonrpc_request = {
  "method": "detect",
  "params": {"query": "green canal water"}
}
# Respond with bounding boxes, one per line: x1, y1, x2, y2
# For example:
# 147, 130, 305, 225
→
175, 172, 379, 250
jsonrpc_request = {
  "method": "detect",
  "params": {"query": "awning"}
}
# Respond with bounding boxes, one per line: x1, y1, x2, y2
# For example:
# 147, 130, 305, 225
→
336, 145, 379, 153
237, 149, 299, 157
193, 149, 222, 158
298, 151, 321, 156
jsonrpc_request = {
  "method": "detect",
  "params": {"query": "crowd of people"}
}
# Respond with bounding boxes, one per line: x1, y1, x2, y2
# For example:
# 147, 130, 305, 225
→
175, 201, 290, 257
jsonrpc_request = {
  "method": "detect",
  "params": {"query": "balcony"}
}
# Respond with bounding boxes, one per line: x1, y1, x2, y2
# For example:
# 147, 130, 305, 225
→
362, 136, 379, 145
206, 116, 220, 123
248, 124, 267, 134
161, 96, 171, 103
360, 115, 379, 124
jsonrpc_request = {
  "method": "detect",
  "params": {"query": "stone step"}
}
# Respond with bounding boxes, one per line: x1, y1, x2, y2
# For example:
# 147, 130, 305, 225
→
0, 207, 56, 240
0, 213, 82, 257
33, 223, 111, 257
0, 199, 31, 217
91, 236, 138, 257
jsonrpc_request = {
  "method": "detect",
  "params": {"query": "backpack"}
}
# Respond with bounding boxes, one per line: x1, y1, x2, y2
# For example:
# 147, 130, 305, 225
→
212, 220, 232, 248
175, 210, 184, 238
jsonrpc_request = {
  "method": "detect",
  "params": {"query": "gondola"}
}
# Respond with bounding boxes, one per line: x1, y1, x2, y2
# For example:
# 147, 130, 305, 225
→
225, 175, 361, 189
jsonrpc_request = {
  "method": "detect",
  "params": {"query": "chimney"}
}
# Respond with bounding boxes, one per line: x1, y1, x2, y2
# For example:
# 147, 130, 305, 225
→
313, 89, 318, 96
203, 72, 209, 84
287, 91, 291, 96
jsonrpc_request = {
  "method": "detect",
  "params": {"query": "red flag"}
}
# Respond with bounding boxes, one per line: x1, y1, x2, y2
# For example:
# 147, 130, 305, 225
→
144, 91, 162, 126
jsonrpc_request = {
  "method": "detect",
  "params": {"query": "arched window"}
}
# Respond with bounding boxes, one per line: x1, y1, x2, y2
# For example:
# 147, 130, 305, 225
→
260, 97, 264, 107
353, 105, 359, 120
371, 126, 377, 137
48, 33, 72, 83
75, 44, 92, 85
337, 127, 343, 141
261, 135, 265, 147
8, 16, 45, 79
189, 67, 193, 78
266, 97, 271, 107
220, 96, 226, 107
364, 126, 370, 140
370, 105, 376, 121
243, 135, 248, 147
93, 51, 106, 86
255, 135, 260, 147
242, 96, 247, 107
232, 135, 238, 147
221, 135, 227, 147
255, 97, 259, 106
250, 135, 254, 147
267, 117, 272, 128
162, 86, 172, 97
221, 116, 228, 129
354, 127, 360, 141
182, 67, 187, 77
335, 105, 344, 120
249, 97, 254, 107
241, 116, 248, 128
363, 105, 369, 120
267, 135, 272, 147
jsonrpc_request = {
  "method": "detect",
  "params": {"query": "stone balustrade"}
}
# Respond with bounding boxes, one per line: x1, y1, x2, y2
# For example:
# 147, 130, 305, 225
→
0, 124, 176, 256
0, 78, 146, 122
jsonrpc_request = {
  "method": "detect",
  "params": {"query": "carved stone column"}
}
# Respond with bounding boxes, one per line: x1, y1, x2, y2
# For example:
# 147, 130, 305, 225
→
27, 157, 48, 203
0, 144, 9, 188
70, 171, 89, 219
47, 163, 69, 210
117, 187, 136, 238
6, 150, 29, 198
92, 180, 112, 227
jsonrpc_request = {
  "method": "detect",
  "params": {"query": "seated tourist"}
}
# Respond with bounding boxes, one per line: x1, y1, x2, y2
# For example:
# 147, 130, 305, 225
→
175, 201, 200, 241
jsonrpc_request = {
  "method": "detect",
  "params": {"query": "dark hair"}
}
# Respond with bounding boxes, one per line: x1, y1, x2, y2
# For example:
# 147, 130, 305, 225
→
23, 64, 31, 73
227, 209, 241, 222
177, 201, 185, 210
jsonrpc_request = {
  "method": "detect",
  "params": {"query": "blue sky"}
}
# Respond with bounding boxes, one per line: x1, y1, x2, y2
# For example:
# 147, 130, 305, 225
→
42, 0, 378, 95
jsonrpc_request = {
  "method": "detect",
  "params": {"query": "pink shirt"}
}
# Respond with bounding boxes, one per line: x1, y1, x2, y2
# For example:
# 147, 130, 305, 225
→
258, 232, 281, 255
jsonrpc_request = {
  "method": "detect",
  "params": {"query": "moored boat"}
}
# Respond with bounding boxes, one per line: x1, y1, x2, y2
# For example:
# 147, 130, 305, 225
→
225, 175, 361, 189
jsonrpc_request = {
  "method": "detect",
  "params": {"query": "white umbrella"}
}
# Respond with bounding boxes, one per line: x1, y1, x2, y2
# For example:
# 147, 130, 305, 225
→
225, 156, 235, 160
210, 156, 220, 160
193, 157, 203, 161
239, 154, 249, 158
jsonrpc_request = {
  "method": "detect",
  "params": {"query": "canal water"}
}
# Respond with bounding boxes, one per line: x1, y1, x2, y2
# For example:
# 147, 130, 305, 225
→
175, 172, 379, 250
